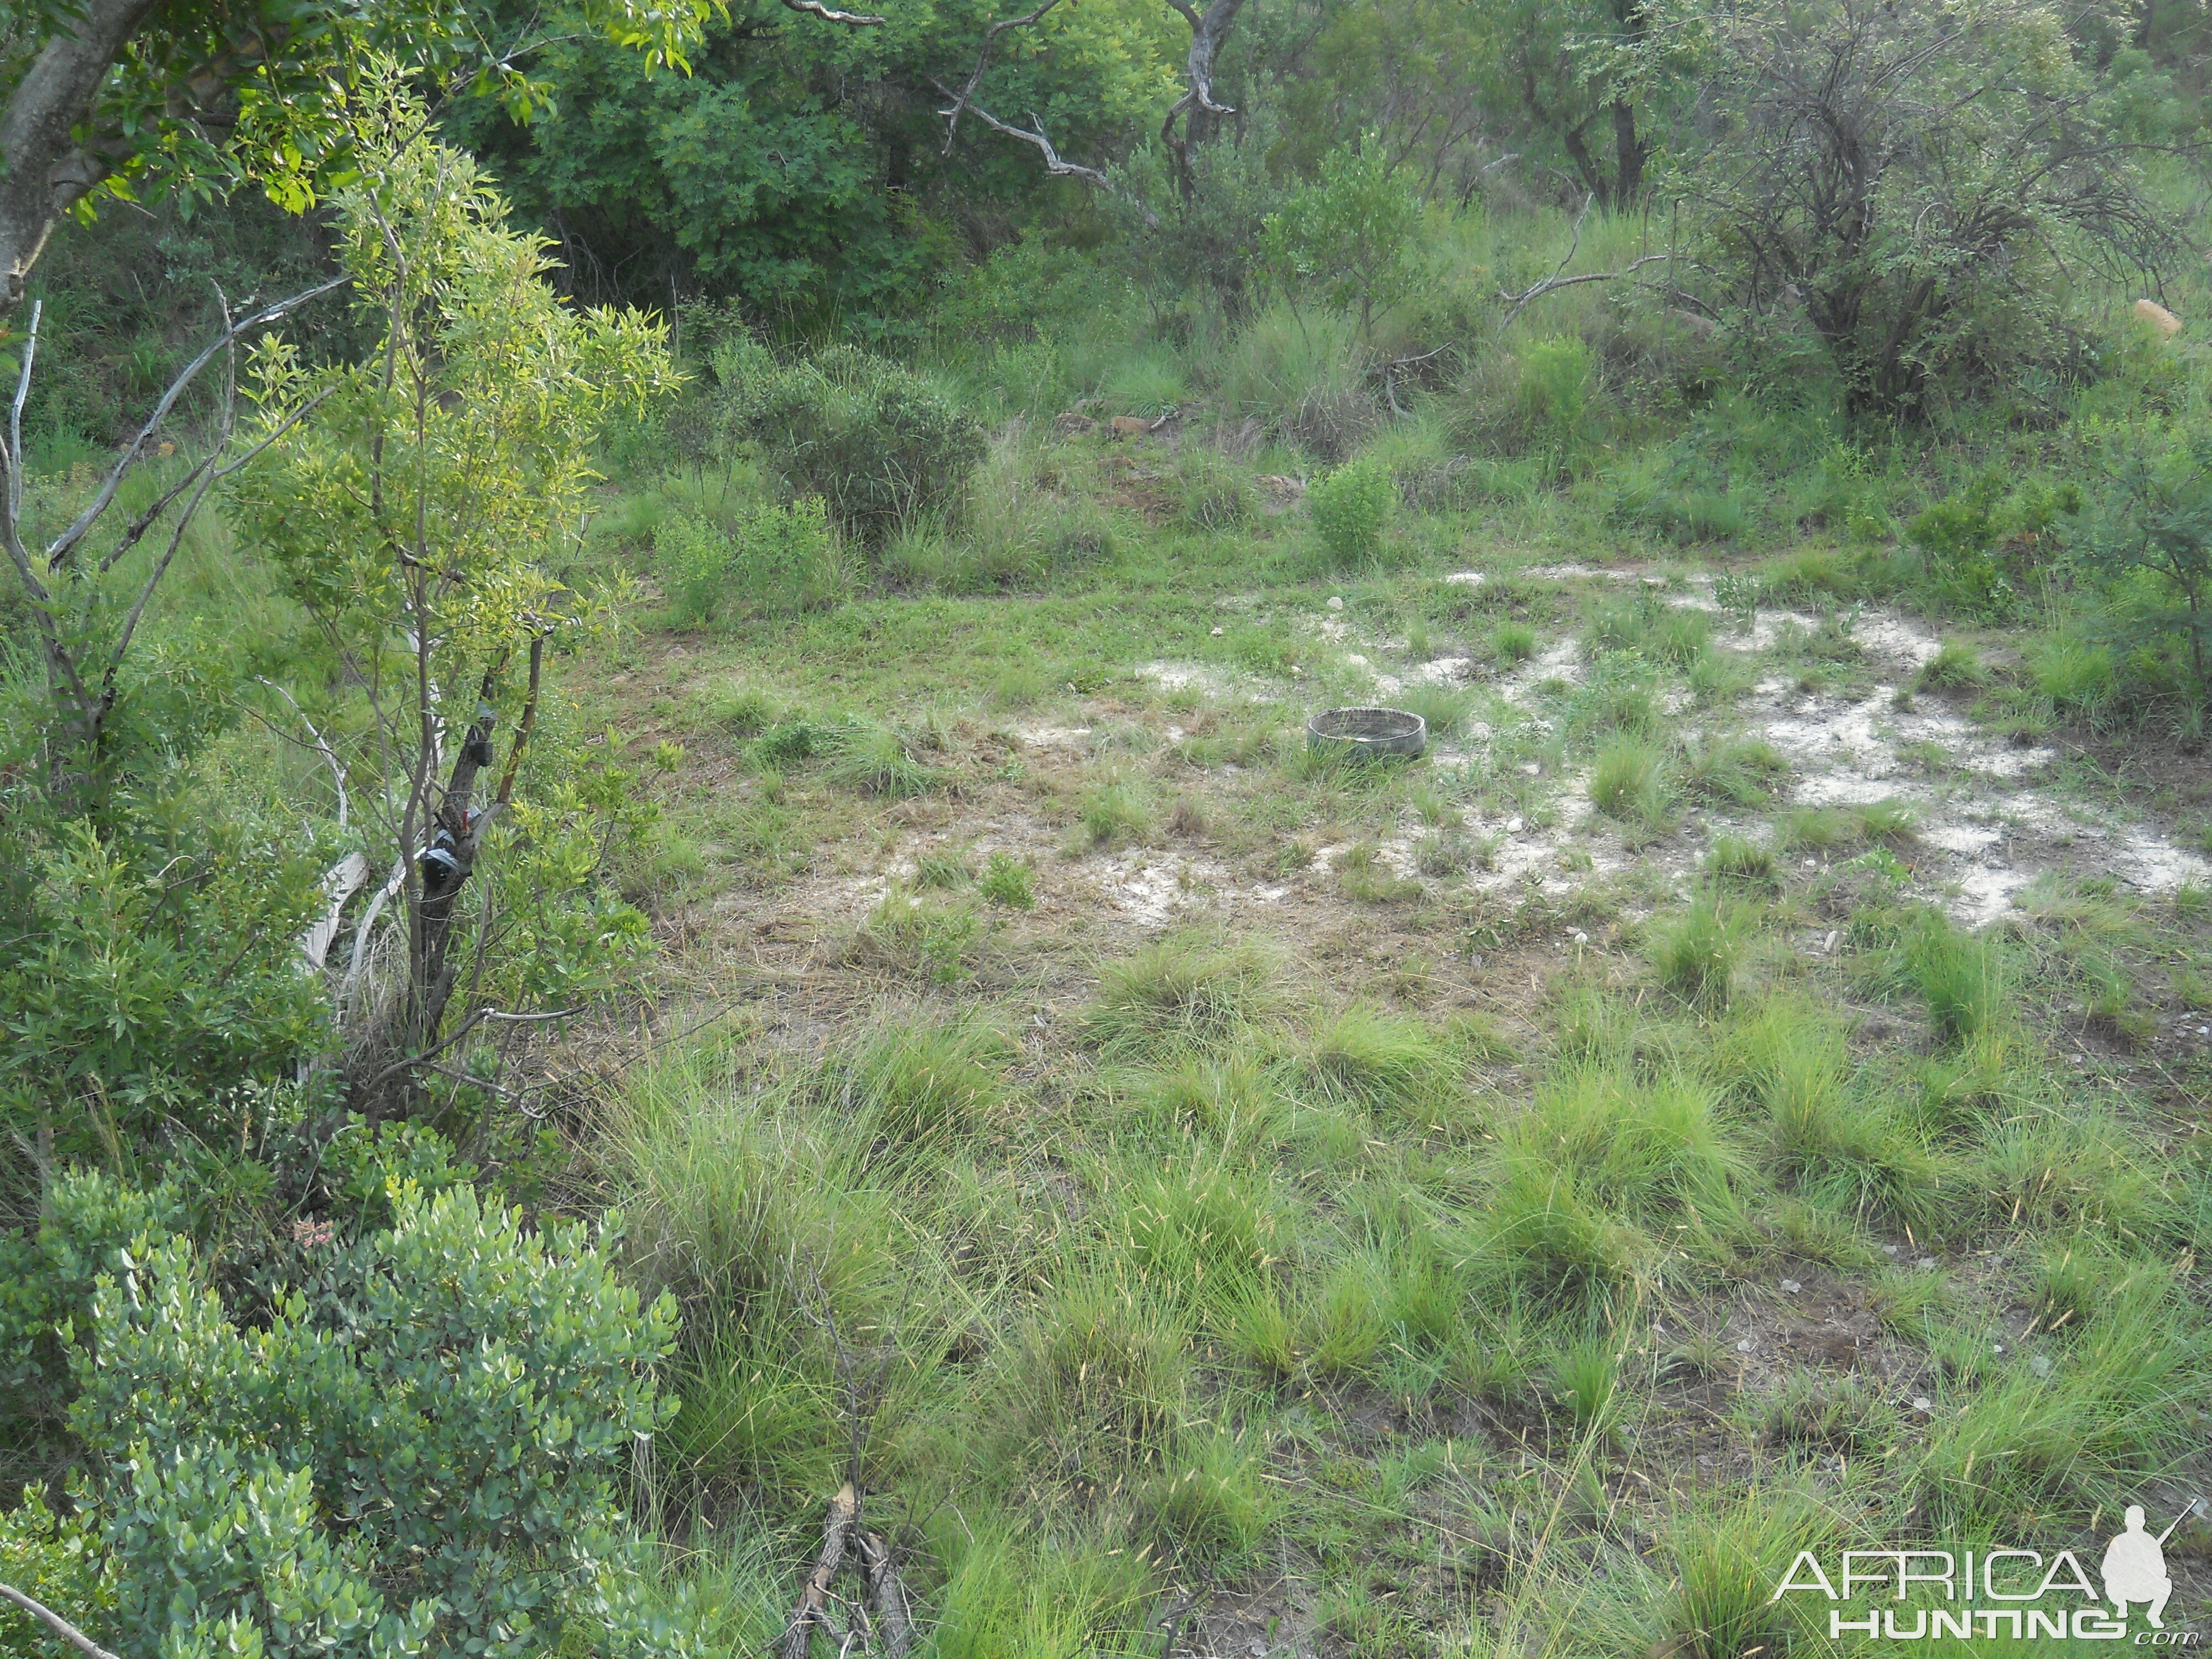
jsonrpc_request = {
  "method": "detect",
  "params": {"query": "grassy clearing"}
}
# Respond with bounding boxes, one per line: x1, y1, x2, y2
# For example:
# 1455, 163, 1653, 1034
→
536, 364, 2212, 1652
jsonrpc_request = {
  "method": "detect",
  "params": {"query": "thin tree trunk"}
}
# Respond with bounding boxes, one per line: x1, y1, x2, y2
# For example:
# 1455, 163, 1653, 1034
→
0, 0, 155, 311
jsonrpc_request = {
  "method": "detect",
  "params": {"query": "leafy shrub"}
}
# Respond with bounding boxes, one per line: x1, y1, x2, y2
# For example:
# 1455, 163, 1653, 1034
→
1307, 456, 1394, 565
979, 852, 1035, 909
656, 498, 844, 624
1260, 136, 1424, 338
733, 346, 985, 544
1906, 471, 2077, 619
1683, 0, 2171, 417
1510, 335, 1598, 475
0, 806, 330, 1167
39, 1180, 684, 1659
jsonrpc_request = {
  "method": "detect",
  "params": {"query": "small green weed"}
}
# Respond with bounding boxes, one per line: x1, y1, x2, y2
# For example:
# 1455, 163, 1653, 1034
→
978, 852, 1035, 909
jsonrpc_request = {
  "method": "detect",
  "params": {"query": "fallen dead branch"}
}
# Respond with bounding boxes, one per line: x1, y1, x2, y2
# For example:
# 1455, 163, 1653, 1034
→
0, 1582, 122, 1659
778, 1483, 913, 1658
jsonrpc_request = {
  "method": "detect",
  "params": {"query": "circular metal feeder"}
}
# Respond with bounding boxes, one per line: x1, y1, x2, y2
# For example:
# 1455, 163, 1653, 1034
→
1307, 705, 1426, 761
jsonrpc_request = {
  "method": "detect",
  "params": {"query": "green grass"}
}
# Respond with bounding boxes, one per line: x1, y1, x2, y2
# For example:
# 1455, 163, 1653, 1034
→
1590, 734, 1668, 826
1493, 620, 1538, 664
1078, 777, 1154, 846
1679, 734, 1788, 806
828, 724, 938, 797
1082, 933, 1275, 1056
1394, 680, 1472, 735
32, 155, 2212, 1659
1652, 895, 1746, 1007
1706, 833, 1775, 886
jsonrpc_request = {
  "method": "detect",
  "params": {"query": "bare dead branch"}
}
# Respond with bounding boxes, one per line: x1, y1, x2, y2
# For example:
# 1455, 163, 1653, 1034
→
929, 81, 1111, 185
0, 1582, 122, 1659
780, 1482, 860, 1659
778, 0, 885, 22
258, 675, 348, 827
938, 0, 1065, 154
44, 273, 348, 573
491, 631, 545, 810
854, 1531, 912, 1659
1497, 254, 1670, 328
7, 300, 35, 533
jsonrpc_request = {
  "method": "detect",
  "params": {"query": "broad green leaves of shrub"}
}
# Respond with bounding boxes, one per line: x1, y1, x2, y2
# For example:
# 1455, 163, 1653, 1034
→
54, 1181, 687, 1659
1308, 456, 1394, 565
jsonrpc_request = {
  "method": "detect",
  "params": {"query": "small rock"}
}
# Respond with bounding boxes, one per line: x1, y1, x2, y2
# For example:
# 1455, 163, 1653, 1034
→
1916, 1256, 1937, 1270
1912, 1396, 1933, 1413
1823, 929, 1839, 953
2030, 1353, 2053, 1379
1505, 816, 1524, 833
1780, 1279, 1802, 1295
1883, 1244, 1901, 1255
1209, 625, 1224, 637
1444, 570, 1486, 586
1803, 857, 1818, 869
1519, 761, 1541, 776
1327, 595, 1345, 611
2135, 297, 2184, 338
1572, 930, 1589, 945
1736, 1338, 1756, 1354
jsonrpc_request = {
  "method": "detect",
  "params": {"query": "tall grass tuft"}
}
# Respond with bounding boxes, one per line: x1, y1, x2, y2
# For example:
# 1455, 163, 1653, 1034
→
1083, 933, 1276, 1057
1652, 896, 1745, 1008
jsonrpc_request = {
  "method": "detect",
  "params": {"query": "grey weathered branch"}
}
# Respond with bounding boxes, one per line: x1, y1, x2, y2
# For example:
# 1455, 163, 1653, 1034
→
779, 1481, 860, 1659
45, 273, 349, 575
0, 1580, 123, 1659
777, 0, 885, 23
1159, 0, 1246, 186
937, 0, 1065, 154
1497, 253, 1669, 330
929, 81, 1112, 185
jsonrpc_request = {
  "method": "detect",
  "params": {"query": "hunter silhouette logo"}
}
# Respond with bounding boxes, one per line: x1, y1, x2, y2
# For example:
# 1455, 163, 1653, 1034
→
2102, 1506, 2177, 1630
1769, 1500, 2203, 1644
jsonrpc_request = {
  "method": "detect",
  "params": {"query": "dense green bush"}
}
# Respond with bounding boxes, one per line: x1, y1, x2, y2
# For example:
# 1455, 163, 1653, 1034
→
732, 347, 986, 544
657, 498, 845, 623
1308, 456, 1395, 565
1260, 135, 1425, 339
1679, 0, 2170, 417
1907, 469, 2079, 619
0, 801, 333, 1169
2081, 415, 2212, 691
2, 1176, 687, 1659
